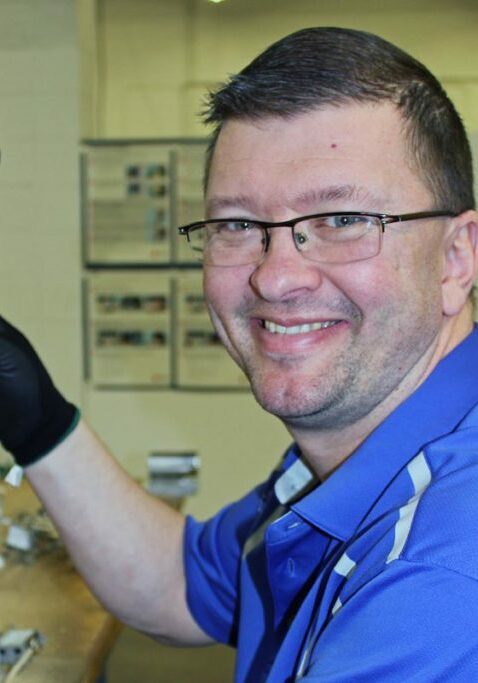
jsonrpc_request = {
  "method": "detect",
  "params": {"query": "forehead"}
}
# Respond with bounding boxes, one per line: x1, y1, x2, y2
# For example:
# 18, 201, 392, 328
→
206, 103, 432, 215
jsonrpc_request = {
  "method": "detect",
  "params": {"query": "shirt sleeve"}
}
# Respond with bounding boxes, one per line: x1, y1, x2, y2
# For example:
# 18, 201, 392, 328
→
303, 559, 478, 681
183, 478, 274, 646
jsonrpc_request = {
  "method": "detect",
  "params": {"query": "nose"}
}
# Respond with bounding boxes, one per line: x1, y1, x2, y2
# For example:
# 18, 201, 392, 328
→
249, 226, 324, 302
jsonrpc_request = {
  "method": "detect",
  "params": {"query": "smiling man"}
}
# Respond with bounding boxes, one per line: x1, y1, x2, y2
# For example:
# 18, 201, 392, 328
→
2, 27, 478, 682
202, 104, 466, 476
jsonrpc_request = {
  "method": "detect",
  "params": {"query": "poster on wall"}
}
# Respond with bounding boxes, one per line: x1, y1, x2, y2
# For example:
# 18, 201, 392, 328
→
83, 145, 171, 265
174, 271, 249, 389
86, 272, 172, 387
82, 140, 207, 266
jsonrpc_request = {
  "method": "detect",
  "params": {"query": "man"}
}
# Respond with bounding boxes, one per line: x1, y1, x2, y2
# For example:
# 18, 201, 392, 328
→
1, 27, 478, 681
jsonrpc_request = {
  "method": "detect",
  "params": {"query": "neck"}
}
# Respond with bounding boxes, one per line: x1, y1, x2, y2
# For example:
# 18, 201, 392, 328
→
287, 406, 389, 481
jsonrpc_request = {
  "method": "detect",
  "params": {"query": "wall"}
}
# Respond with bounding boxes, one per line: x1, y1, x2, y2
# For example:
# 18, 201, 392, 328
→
93, 0, 478, 138
0, 1, 475, 518
0, 2, 82, 416
79, 0, 478, 519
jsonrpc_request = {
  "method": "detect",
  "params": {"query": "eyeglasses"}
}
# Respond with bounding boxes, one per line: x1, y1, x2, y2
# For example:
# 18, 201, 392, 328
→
178, 210, 455, 267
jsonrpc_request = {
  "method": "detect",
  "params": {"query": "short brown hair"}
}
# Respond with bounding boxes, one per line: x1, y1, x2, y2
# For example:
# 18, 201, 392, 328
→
203, 27, 475, 214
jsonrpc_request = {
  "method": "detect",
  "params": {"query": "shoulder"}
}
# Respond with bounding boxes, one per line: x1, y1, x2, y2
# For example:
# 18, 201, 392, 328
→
403, 414, 478, 579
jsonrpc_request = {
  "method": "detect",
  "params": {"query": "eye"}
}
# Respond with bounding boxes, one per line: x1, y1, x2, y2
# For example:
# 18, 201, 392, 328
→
307, 214, 371, 231
302, 214, 374, 245
328, 214, 370, 228
217, 220, 256, 233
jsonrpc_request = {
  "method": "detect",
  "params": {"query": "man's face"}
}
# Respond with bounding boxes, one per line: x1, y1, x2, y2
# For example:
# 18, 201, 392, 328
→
203, 103, 449, 430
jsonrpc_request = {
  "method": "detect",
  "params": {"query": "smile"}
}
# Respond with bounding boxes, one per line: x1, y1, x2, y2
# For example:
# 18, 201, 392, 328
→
263, 320, 338, 335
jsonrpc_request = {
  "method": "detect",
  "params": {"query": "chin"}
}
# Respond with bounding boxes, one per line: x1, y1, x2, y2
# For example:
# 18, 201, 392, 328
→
247, 364, 361, 429
250, 376, 321, 421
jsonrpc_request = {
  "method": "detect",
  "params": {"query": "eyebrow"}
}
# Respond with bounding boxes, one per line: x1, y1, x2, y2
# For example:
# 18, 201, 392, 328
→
206, 184, 386, 217
292, 185, 389, 213
295, 185, 378, 206
206, 194, 259, 216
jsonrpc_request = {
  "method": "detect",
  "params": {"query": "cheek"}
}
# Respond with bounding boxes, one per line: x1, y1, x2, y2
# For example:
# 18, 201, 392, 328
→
360, 247, 443, 327
337, 259, 397, 305
203, 268, 254, 369
203, 272, 224, 335
203, 267, 250, 333
331, 252, 425, 323
204, 269, 232, 318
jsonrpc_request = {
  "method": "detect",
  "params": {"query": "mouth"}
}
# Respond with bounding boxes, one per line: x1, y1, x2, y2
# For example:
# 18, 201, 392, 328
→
262, 319, 339, 335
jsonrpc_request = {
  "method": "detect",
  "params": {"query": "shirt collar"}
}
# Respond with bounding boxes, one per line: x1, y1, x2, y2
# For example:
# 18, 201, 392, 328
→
283, 326, 478, 541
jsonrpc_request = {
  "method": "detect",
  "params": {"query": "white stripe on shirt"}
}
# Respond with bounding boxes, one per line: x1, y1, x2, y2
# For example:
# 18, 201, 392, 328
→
386, 451, 432, 564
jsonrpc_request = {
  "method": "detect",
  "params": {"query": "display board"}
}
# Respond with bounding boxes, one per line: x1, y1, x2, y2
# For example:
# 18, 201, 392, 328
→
82, 139, 248, 391
84, 270, 248, 390
175, 271, 250, 389
82, 139, 207, 266
86, 272, 172, 387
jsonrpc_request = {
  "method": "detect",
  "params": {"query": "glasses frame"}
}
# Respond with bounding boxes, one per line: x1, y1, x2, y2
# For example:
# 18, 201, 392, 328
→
178, 210, 456, 265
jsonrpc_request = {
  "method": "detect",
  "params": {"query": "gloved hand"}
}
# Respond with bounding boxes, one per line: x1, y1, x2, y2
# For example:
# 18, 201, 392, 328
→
0, 317, 79, 467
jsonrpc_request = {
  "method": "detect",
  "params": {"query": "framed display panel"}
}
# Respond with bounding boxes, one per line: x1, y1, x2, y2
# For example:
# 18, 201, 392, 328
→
82, 139, 207, 266
86, 272, 172, 387
174, 271, 249, 390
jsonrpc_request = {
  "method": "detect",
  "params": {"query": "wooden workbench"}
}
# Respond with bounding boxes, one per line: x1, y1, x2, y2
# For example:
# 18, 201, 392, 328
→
0, 482, 121, 683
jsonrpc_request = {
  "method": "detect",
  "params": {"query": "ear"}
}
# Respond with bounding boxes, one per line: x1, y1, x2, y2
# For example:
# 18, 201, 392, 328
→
442, 210, 478, 317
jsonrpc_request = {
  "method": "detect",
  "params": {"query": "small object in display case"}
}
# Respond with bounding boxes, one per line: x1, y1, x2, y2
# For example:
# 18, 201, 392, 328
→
184, 329, 222, 348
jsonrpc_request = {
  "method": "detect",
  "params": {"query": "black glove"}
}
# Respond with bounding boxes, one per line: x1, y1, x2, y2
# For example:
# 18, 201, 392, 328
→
0, 316, 79, 467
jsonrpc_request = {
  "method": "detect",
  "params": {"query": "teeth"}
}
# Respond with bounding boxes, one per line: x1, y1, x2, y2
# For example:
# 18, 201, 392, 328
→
263, 320, 337, 335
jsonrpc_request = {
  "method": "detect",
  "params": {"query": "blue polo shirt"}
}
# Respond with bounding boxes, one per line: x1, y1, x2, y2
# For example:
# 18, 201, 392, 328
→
184, 327, 478, 681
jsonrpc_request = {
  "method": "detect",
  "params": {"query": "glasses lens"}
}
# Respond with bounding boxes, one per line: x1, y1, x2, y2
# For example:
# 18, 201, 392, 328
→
295, 214, 381, 263
188, 221, 264, 266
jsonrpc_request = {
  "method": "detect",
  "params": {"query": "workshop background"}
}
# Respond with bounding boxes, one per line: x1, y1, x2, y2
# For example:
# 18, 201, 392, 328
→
0, 0, 477, 519
0, 1, 476, 681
